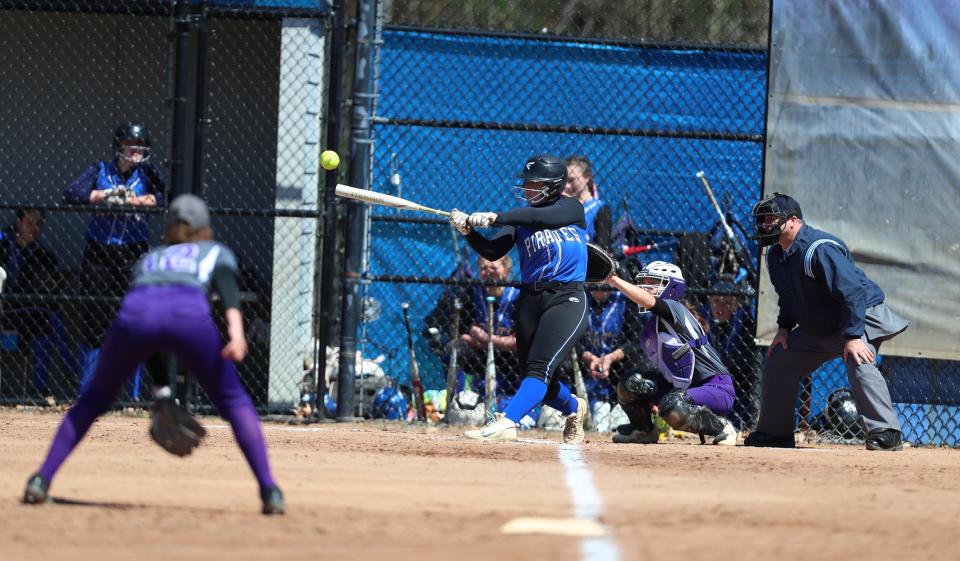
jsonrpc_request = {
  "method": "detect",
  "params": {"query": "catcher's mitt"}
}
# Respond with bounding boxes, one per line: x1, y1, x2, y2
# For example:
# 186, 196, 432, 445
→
586, 242, 618, 282
149, 397, 207, 457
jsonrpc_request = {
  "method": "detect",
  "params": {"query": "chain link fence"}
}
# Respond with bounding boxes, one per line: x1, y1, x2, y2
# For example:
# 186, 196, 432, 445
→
0, 0, 330, 413
3, 0, 958, 447
351, 0, 960, 447
355, 0, 770, 433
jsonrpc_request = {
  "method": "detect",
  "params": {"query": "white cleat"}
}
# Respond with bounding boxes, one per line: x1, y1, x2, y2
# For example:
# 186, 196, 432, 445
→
562, 397, 587, 444
464, 413, 518, 441
712, 419, 738, 446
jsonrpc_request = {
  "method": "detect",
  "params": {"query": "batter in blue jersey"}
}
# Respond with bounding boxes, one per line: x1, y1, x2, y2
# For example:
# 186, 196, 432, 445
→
450, 155, 589, 443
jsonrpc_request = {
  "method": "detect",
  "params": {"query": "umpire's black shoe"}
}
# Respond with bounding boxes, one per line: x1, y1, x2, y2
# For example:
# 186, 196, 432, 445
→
260, 485, 285, 515
22, 473, 50, 504
865, 429, 903, 451
743, 431, 795, 448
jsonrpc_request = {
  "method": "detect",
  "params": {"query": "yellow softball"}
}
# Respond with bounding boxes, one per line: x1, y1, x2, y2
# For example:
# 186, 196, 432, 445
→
320, 150, 340, 171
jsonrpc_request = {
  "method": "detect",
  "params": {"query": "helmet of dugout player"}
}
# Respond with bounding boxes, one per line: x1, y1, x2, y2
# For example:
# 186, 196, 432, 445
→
113, 122, 152, 164
634, 260, 685, 309
444, 390, 486, 426
516, 155, 566, 206
371, 386, 408, 420
751, 192, 802, 247
825, 388, 864, 438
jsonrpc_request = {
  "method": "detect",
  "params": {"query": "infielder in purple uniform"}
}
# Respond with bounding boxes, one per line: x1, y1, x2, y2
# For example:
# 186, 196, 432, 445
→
22, 194, 284, 515
606, 261, 738, 445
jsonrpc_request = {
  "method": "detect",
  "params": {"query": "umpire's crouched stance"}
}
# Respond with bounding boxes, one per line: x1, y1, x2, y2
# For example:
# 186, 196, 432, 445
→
745, 193, 909, 451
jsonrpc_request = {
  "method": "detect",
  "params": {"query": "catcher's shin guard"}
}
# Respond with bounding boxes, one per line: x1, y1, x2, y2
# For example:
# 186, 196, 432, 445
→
616, 375, 657, 432
658, 389, 728, 443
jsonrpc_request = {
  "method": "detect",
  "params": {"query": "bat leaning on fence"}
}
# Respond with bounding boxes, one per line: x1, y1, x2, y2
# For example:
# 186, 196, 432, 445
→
695, 171, 757, 281
484, 296, 497, 419
569, 348, 593, 431
401, 302, 427, 422
335, 184, 451, 217
444, 297, 461, 421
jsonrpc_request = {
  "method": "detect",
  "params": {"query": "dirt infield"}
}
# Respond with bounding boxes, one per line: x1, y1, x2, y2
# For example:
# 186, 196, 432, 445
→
1, 409, 956, 561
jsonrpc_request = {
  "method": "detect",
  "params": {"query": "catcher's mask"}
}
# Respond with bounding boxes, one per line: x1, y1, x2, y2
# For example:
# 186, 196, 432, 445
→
515, 155, 566, 206
634, 260, 685, 311
751, 192, 802, 247
114, 122, 152, 164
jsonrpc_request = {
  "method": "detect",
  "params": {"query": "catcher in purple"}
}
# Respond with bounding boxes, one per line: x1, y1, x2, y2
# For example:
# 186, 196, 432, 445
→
606, 261, 738, 445
22, 194, 284, 515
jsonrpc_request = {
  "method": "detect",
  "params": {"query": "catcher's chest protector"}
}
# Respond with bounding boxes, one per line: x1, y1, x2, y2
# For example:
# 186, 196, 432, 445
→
639, 317, 695, 389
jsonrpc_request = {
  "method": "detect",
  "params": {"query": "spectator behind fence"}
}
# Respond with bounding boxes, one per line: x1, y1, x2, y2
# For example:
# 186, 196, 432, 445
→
606, 261, 738, 446
704, 276, 761, 429
744, 193, 910, 451
63, 122, 165, 398
423, 254, 521, 398
0, 208, 77, 397
565, 155, 611, 249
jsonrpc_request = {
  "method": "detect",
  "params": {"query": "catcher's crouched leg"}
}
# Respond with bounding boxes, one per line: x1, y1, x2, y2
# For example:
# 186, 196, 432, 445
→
658, 389, 736, 445
149, 397, 207, 457
613, 374, 659, 444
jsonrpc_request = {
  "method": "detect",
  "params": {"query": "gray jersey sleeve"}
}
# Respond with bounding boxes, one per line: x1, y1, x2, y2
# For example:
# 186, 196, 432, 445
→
213, 243, 239, 275
132, 240, 238, 291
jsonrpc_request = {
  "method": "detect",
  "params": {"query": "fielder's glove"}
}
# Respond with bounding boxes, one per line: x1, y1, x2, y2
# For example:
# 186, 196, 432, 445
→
149, 397, 207, 457
467, 212, 498, 229
449, 208, 471, 235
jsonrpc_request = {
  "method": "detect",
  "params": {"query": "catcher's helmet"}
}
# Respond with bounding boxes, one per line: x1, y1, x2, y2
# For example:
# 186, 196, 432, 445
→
635, 260, 685, 309
751, 192, 802, 247
825, 388, 864, 438
113, 122, 152, 163
516, 155, 566, 206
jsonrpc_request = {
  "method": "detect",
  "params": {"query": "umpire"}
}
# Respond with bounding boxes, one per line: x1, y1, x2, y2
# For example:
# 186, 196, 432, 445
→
745, 193, 910, 451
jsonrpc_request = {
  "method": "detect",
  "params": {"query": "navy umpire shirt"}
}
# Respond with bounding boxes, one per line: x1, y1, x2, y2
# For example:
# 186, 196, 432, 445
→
766, 224, 884, 340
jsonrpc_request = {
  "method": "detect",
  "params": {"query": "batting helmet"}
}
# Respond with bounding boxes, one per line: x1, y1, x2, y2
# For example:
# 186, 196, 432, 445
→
825, 388, 864, 438
750, 192, 802, 247
516, 155, 566, 206
371, 386, 408, 420
444, 390, 485, 426
634, 261, 686, 309
113, 122, 152, 163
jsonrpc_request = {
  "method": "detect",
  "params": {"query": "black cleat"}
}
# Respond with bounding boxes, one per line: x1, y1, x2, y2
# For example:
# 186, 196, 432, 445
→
743, 431, 795, 448
22, 473, 50, 505
260, 486, 285, 515
865, 429, 903, 451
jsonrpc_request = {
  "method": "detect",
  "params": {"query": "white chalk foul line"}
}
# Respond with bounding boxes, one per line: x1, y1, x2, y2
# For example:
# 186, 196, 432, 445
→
557, 444, 621, 561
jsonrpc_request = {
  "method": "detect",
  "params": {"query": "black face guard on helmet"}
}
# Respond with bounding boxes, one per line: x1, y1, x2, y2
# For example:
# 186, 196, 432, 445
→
516, 155, 566, 206
751, 192, 800, 247
113, 122, 152, 164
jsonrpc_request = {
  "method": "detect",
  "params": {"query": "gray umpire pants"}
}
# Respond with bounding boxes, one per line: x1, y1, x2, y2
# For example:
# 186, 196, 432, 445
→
756, 304, 910, 437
